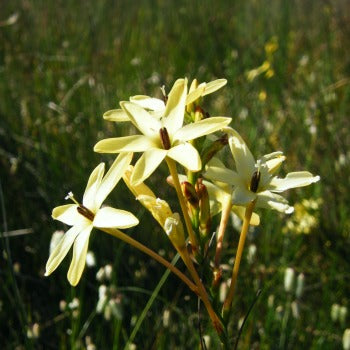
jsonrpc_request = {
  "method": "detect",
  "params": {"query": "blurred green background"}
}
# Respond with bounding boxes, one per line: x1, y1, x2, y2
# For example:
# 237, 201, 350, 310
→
1, 0, 349, 349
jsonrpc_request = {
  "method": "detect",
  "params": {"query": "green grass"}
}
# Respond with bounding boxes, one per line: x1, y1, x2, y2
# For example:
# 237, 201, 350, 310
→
1, 0, 350, 348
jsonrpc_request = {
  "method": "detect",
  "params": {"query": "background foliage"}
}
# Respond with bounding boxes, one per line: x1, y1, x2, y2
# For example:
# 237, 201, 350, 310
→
1, 0, 349, 348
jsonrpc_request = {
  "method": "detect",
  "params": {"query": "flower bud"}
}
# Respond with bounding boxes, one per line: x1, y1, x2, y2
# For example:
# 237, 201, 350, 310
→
339, 306, 348, 326
201, 134, 228, 167
295, 273, 305, 298
181, 181, 199, 208
197, 180, 211, 239
284, 267, 295, 293
343, 329, 350, 350
164, 213, 186, 251
331, 303, 340, 322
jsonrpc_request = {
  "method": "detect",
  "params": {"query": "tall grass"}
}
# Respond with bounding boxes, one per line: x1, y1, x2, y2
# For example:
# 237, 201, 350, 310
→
1, 0, 349, 348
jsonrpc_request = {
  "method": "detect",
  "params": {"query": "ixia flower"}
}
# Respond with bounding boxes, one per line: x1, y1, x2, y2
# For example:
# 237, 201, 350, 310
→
123, 166, 185, 249
45, 153, 139, 286
94, 78, 231, 185
102, 78, 227, 123
202, 160, 260, 226
205, 128, 320, 213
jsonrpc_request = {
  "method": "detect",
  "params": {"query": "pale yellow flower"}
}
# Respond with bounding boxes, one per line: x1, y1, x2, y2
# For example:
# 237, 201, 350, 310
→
202, 160, 260, 226
45, 153, 139, 286
94, 79, 231, 185
123, 166, 185, 249
205, 128, 320, 213
102, 78, 227, 122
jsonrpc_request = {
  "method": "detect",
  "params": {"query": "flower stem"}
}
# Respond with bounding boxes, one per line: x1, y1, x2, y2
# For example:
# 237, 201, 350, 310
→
214, 196, 232, 268
165, 158, 224, 336
101, 227, 198, 294
222, 200, 256, 321
166, 157, 199, 249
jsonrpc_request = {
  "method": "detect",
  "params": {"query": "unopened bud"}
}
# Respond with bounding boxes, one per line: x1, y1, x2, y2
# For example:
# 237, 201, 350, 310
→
295, 273, 305, 298
343, 329, 350, 350
197, 180, 211, 239
291, 301, 300, 319
181, 181, 199, 208
162, 309, 170, 328
331, 303, 340, 322
284, 267, 295, 293
339, 306, 348, 326
164, 213, 186, 250
201, 134, 228, 167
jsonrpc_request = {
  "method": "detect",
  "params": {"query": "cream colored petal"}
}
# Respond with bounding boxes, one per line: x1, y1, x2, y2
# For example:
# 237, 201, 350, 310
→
137, 195, 173, 228
173, 117, 231, 142
83, 163, 105, 209
94, 206, 139, 228
204, 162, 240, 186
103, 109, 130, 122
167, 143, 201, 171
257, 191, 294, 214
265, 154, 286, 175
95, 152, 133, 209
67, 225, 93, 286
131, 148, 167, 185
120, 101, 160, 137
232, 205, 260, 226
268, 172, 320, 192
232, 186, 257, 206
226, 128, 256, 181
202, 79, 227, 96
164, 213, 186, 249
45, 223, 86, 277
186, 85, 206, 105
163, 78, 187, 134
130, 95, 165, 111
52, 204, 79, 225
123, 165, 156, 198
94, 135, 156, 153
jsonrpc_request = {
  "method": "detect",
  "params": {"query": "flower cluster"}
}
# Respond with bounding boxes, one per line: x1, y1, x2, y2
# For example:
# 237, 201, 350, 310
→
45, 77, 320, 343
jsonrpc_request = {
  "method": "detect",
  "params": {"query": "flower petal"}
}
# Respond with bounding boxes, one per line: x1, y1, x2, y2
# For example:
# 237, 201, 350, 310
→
103, 109, 130, 122
120, 101, 160, 137
94, 135, 157, 153
95, 152, 133, 209
131, 148, 167, 185
130, 95, 165, 111
232, 205, 260, 226
186, 84, 206, 105
173, 117, 231, 142
45, 223, 86, 277
123, 165, 156, 198
83, 163, 105, 209
163, 78, 187, 134
94, 206, 139, 228
52, 204, 79, 225
257, 191, 294, 213
67, 225, 93, 286
226, 128, 256, 181
268, 172, 320, 192
202, 79, 227, 96
232, 186, 257, 206
167, 143, 201, 171
137, 195, 173, 228
205, 158, 240, 186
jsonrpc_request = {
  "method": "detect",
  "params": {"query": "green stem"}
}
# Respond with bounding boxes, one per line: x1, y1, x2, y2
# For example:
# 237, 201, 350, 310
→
222, 200, 256, 320
101, 227, 198, 294
215, 196, 233, 268
165, 157, 225, 336
166, 157, 199, 249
